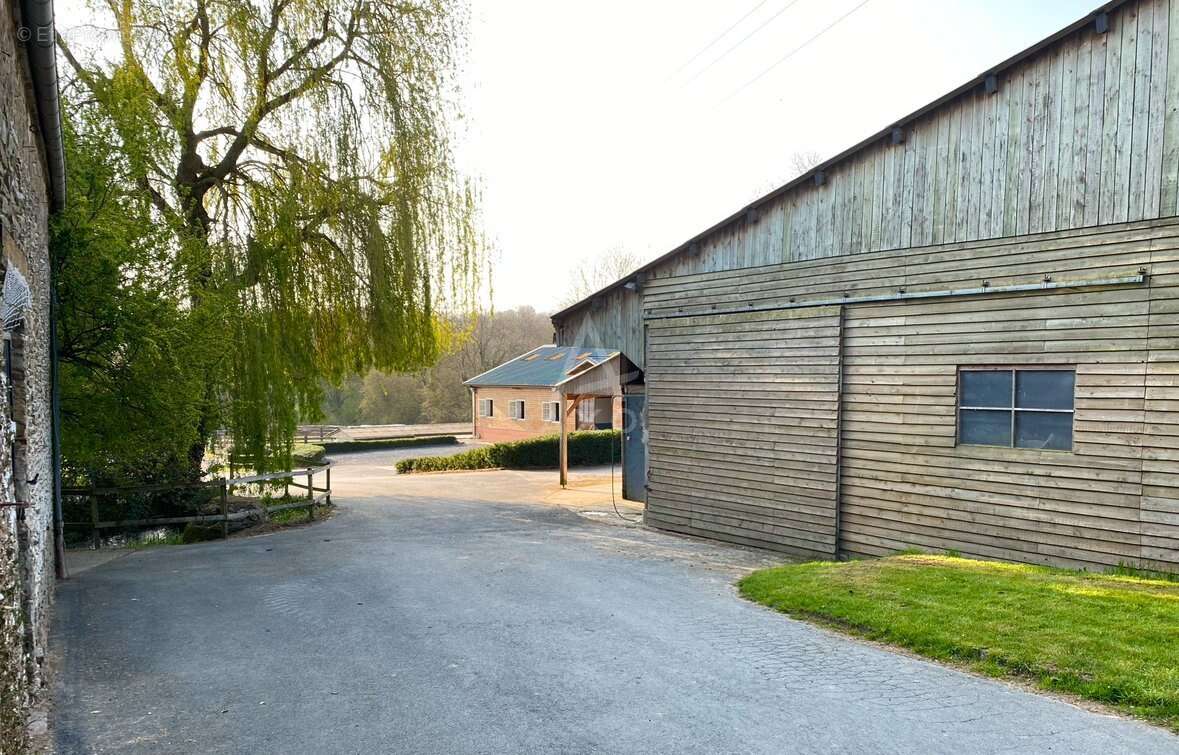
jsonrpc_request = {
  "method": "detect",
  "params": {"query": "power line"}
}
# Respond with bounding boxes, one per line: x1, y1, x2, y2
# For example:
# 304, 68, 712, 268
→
666, 0, 773, 81
720, 0, 876, 104
685, 0, 808, 85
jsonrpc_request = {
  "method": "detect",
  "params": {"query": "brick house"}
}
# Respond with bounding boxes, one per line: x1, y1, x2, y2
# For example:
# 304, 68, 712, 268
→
465, 346, 621, 443
0, 0, 65, 747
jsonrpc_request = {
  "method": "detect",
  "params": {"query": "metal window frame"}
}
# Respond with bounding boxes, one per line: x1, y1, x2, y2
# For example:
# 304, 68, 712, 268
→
956, 366, 1076, 451
510, 399, 526, 421
479, 398, 493, 417
543, 401, 560, 422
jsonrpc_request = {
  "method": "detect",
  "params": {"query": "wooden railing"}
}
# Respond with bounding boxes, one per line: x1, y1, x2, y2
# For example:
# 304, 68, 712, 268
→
63, 462, 332, 548
296, 424, 341, 443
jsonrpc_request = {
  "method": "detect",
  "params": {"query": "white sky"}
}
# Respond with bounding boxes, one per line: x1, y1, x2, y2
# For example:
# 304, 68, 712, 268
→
57, 0, 1099, 314
460, 0, 1098, 312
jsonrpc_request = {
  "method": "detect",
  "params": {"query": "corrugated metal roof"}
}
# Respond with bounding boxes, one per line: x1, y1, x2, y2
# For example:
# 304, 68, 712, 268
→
464, 345, 619, 387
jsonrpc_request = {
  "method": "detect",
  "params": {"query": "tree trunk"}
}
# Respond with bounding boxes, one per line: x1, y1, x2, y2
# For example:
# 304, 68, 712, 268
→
181, 183, 217, 479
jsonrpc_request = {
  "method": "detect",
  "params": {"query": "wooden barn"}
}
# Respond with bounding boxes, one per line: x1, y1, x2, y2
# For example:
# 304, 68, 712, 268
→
552, 0, 1179, 573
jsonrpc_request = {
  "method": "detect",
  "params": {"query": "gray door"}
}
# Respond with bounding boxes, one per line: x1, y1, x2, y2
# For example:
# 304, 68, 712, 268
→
623, 393, 647, 502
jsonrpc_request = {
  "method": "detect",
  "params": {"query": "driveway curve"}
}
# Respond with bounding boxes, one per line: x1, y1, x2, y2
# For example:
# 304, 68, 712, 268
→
51, 453, 1178, 754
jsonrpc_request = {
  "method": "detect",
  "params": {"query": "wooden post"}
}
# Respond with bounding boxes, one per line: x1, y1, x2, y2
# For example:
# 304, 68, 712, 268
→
325, 466, 331, 506
560, 395, 570, 488
220, 480, 229, 540
89, 491, 100, 550
307, 469, 315, 521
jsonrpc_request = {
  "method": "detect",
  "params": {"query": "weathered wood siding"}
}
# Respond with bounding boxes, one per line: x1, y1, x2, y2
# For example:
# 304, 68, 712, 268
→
556, 0, 1179, 372
646, 308, 840, 557
640, 218, 1179, 571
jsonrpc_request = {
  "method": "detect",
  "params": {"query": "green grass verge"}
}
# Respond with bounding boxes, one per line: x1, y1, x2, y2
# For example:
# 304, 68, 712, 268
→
738, 554, 1179, 731
322, 435, 459, 453
292, 443, 326, 465
268, 503, 330, 525
396, 430, 619, 474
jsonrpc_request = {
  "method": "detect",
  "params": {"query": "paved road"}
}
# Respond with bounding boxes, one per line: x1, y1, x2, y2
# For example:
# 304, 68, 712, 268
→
52, 458, 1178, 754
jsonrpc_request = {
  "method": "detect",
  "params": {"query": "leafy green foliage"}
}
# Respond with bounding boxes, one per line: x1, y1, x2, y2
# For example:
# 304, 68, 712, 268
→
291, 443, 326, 465
322, 436, 457, 452
396, 431, 620, 473
739, 555, 1179, 731
57, 0, 482, 474
319, 307, 553, 425
53, 106, 218, 485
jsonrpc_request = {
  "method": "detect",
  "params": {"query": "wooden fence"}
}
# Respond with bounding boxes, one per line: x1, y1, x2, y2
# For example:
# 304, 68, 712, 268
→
63, 462, 333, 548
297, 424, 341, 443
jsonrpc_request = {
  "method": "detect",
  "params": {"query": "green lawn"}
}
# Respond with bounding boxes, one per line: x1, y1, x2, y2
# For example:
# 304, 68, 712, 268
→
738, 555, 1179, 732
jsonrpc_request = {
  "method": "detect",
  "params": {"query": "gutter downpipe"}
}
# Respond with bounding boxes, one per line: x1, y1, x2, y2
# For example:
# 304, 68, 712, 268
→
20, 0, 68, 577
19, 0, 65, 213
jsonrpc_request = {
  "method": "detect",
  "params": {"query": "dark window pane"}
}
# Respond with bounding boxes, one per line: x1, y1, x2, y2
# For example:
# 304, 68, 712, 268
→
1016, 411, 1073, 450
959, 409, 1012, 446
960, 371, 1013, 408
1016, 370, 1075, 410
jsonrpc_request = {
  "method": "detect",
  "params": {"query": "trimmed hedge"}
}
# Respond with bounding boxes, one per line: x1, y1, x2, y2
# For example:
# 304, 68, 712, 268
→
292, 443, 326, 465
396, 430, 620, 474
323, 435, 459, 453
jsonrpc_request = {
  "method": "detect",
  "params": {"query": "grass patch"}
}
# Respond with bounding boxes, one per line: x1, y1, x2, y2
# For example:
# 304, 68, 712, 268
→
292, 443, 326, 465
738, 554, 1179, 731
267, 504, 329, 525
396, 430, 619, 474
322, 435, 458, 453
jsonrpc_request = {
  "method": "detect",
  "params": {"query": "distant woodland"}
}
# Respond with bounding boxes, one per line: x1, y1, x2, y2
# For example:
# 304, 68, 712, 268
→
320, 307, 553, 425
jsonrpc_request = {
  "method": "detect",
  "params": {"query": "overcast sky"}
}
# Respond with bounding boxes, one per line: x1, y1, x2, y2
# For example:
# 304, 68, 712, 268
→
460, 0, 1098, 313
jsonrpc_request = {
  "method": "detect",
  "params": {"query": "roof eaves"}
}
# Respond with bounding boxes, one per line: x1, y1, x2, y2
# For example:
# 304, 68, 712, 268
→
467, 383, 561, 389
553, 353, 620, 389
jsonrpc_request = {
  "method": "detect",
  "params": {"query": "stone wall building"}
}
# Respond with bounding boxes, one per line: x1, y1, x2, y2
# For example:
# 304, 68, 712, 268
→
1, 0, 64, 750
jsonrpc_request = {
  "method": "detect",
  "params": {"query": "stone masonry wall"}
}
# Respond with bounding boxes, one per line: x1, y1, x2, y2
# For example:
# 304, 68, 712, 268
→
0, 0, 57, 750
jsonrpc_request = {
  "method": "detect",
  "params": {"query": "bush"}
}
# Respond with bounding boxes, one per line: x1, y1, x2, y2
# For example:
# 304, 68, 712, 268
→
396, 430, 620, 474
323, 435, 459, 453
292, 443, 326, 465
180, 523, 222, 544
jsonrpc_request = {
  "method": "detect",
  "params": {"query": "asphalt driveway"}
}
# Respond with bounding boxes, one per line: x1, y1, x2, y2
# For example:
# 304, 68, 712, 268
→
51, 454, 1178, 754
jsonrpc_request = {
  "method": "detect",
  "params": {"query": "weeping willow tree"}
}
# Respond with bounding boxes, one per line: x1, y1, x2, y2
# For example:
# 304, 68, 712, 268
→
57, 0, 481, 472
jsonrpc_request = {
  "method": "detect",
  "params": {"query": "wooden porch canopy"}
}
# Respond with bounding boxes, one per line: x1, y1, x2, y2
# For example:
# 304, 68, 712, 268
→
553, 353, 622, 487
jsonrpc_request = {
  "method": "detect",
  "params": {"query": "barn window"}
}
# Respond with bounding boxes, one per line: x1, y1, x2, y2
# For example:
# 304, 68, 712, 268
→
479, 398, 493, 417
542, 401, 560, 422
509, 400, 526, 420
958, 368, 1075, 450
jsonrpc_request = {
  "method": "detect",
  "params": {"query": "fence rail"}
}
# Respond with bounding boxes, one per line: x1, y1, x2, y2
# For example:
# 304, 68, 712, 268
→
63, 462, 333, 548
297, 424, 341, 443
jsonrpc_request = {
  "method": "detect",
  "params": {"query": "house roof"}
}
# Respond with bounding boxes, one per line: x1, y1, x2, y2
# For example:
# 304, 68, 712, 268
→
550, 0, 1126, 323
464, 345, 619, 388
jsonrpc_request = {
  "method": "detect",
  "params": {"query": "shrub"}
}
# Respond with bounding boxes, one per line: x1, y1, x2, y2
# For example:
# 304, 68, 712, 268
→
292, 443, 326, 465
180, 523, 222, 544
396, 430, 620, 474
323, 435, 459, 453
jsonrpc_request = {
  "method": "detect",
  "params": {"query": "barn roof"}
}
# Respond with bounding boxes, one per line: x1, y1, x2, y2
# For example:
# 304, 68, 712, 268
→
550, 0, 1127, 323
464, 345, 618, 388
